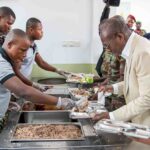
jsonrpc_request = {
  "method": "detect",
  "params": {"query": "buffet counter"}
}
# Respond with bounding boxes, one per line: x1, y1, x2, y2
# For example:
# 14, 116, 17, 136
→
0, 80, 130, 150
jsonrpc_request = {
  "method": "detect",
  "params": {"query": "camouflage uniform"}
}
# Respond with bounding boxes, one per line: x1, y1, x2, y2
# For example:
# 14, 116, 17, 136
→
100, 49, 126, 111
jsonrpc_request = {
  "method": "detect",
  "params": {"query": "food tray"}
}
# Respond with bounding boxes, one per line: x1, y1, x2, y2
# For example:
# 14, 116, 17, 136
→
94, 119, 150, 139
68, 88, 90, 101
11, 122, 85, 142
123, 123, 150, 139
18, 111, 72, 123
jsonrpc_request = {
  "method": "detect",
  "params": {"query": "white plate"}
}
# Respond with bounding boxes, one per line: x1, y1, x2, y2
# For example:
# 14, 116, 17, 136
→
94, 123, 123, 134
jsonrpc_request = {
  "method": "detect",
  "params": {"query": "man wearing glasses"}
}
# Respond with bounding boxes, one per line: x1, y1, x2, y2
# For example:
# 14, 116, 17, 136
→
93, 15, 150, 147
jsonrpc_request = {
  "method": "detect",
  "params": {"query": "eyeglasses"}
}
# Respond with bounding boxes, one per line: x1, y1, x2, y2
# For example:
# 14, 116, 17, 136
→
102, 34, 117, 49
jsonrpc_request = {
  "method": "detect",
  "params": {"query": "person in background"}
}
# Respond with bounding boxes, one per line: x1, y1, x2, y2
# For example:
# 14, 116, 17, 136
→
126, 14, 136, 31
0, 6, 16, 46
0, 29, 75, 133
143, 32, 150, 40
14, 18, 68, 91
93, 15, 150, 127
95, 48, 125, 111
93, 15, 126, 110
141, 29, 146, 36
135, 21, 146, 36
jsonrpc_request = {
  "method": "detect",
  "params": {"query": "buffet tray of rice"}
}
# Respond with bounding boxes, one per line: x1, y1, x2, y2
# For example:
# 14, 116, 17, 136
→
11, 123, 85, 142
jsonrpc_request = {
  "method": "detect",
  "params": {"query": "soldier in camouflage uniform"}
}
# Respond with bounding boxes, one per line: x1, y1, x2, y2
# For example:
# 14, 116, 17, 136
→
100, 48, 126, 111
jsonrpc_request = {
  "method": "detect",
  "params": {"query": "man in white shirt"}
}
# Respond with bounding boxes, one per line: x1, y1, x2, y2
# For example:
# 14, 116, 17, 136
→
93, 15, 150, 126
14, 18, 68, 91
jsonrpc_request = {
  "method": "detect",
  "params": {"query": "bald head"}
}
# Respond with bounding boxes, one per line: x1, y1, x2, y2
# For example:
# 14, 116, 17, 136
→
3, 28, 29, 47
99, 15, 132, 56
2, 29, 30, 63
99, 15, 130, 39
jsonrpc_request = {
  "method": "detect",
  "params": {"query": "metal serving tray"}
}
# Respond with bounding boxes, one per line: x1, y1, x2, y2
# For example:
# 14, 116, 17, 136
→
18, 111, 77, 124
11, 122, 85, 142
38, 78, 66, 85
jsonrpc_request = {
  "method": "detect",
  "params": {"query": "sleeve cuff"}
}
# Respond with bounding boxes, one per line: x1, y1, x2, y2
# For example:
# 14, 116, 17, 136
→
109, 112, 115, 120
0, 73, 15, 84
112, 83, 119, 94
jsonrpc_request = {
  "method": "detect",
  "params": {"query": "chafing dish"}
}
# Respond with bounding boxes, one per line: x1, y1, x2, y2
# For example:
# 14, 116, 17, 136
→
11, 122, 85, 142
18, 111, 76, 124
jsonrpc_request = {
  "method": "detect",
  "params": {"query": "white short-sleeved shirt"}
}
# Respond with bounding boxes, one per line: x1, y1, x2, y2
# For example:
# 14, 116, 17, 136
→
0, 48, 15, 119
20, 43, 38, 79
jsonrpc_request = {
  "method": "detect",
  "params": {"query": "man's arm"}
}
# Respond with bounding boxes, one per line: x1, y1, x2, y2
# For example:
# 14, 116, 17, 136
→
35, 53, 57, 72
13, 62, 32, 86
4, 76, 58, 105
112, 51, 150, 121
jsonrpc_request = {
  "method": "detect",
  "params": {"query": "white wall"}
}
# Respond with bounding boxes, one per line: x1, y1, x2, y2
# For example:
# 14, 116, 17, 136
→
1, 0, 149, 66
90, 0, 117, 64
0, 0, 93, 64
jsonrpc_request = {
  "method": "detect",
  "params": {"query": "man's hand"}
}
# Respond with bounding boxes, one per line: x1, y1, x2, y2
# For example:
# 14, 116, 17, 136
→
56, 97, 75, 110
8, 101, 21, 112
56, 69, 70, 77
32, 82, 50, 92
92, 112, 110, 123
98, 85, 114, 93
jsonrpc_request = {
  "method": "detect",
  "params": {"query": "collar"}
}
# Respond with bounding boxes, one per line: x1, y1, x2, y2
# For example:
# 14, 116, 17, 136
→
121, 32, 135, 60
30, 42, 37, 54
0, 47, 13, 66
0, 35, 6, 46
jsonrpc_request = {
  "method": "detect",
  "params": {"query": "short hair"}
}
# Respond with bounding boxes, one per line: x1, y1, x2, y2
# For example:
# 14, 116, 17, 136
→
4, 28, 29, 45
26, 17, 41, 30
136, 21, 141, 25
0, 6, 16, 19
99, 15, 129, 38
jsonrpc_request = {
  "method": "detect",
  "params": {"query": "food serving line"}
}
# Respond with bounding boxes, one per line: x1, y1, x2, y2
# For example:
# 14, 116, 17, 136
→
0, 77, 130, 150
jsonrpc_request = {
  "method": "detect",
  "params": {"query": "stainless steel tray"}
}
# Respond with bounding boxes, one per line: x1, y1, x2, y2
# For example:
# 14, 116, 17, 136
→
11, 122, 85, 142
38, 78, 66, 85
18, 111, 76, 123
